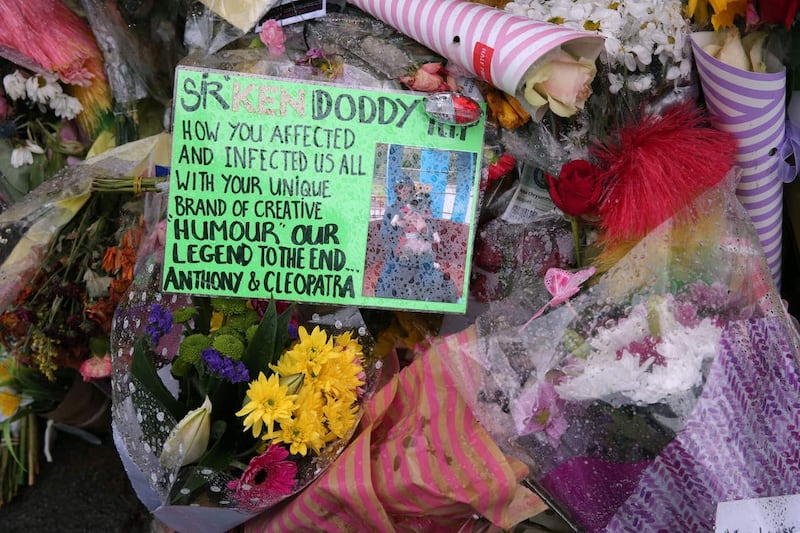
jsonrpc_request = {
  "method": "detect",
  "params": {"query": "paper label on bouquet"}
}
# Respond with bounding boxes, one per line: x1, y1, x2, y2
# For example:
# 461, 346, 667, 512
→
163, 66, 486, 313
715, 495, 800, 532
502, 165, 556, 223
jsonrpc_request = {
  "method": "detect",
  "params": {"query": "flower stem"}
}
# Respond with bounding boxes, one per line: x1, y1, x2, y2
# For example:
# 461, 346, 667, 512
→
571, 216, 582, 268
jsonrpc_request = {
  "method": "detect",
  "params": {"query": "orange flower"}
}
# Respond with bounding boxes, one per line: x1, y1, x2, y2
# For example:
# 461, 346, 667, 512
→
102, 246, 118, 273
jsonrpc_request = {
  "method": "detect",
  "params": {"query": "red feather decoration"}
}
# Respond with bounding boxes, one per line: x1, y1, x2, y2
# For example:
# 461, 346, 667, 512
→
592, 103, 736, 244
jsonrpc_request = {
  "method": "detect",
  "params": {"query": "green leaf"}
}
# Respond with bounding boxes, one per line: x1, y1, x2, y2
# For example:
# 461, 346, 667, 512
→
131, 338, 186, 421
272, 303, 295, 366
242, 300, 278, 376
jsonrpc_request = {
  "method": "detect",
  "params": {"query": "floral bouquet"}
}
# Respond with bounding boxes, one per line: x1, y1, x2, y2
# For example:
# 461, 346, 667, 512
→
687, 1, 800, 287
111, 255, 383, 532
437, 103, 800, 530
502, 0, 697, 174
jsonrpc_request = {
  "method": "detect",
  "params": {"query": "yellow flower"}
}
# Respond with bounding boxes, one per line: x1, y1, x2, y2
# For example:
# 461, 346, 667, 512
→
236, 372, 297, 439
0, 358, 13, 382
333, 331, 363, 359
322, 397, 359, 441
315, 355, 364, 398
269, 410, 325, 456
272, 326, 336, 380
688, 0, 747, 29
0, 389, 22, 419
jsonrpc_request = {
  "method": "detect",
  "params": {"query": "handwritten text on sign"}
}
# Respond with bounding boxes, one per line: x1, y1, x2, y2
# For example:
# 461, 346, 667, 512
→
163, 67, 485, 313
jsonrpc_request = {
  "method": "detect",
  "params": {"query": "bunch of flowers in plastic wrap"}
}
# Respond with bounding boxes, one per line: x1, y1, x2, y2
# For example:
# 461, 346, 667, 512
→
502, 0, 695, 172
439, 104, 800, 530
111, 258, 381, 532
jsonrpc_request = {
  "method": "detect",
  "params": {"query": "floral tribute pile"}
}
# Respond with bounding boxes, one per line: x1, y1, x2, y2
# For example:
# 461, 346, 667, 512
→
0, 0, 800, 531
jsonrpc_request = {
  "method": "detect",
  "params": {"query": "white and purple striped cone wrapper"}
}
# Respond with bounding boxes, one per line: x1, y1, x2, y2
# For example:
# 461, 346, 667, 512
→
347, 0, 604, 97
691, 32, 787, 288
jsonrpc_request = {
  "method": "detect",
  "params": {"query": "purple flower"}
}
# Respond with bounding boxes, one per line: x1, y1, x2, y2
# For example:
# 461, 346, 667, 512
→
512, 381, 569, 447
202, 348, 250, 383
145, 304, 173, 345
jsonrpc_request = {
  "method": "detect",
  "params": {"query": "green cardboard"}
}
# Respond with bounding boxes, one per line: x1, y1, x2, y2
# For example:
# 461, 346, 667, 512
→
163, 66, 486, 313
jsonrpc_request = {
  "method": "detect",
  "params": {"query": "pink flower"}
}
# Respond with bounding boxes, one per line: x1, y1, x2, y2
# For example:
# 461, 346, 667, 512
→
79, 354, 112, 381
260, 20, 286, 56
523, 49, 597, 119
512, 381, 568, 446
399, 62, 459, 93
227, 445, 297, 507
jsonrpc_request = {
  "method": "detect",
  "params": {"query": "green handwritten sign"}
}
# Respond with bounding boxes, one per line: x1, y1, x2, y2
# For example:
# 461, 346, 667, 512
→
163, 66, 486, 313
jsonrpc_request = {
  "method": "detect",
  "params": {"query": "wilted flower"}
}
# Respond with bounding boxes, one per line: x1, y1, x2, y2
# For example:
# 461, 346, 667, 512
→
399, 62, 459, 93
161, 396, 212, 468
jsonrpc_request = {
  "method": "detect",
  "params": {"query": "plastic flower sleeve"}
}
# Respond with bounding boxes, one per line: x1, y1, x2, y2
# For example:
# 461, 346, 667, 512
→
438, 179, 800, 531
111, 253, 385, 533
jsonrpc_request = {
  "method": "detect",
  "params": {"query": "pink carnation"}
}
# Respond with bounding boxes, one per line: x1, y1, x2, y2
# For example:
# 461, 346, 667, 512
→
260, 20, 286, 56
79, 354, 112, 381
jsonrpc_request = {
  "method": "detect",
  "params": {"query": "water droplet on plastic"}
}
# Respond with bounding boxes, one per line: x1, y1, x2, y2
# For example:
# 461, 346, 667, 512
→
210, 485, 221, 493
156, 411, 164, 422
201, 468, 213, 476
375, 361, 383, 369
334, 320, 342, 329
358, 326, 366, 336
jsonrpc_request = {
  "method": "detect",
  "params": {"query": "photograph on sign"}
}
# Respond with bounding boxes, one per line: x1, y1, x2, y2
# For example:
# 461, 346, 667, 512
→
163, 66, 485, 313
363, 143, 476, 305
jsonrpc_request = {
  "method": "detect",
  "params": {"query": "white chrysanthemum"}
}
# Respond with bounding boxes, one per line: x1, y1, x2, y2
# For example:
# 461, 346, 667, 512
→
49, 92, 83, 120
555, 297, 722, 406
10, 140, 44, 168
3, 71, 27, 100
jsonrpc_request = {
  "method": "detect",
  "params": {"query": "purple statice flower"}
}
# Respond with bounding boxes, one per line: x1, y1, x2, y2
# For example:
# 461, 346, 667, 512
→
202, 348, 250, 383
145, 304, 173, 345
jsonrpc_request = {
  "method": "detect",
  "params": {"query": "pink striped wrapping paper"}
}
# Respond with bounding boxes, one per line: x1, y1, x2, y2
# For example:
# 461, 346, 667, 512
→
243, 336, 546, 532
690, 32, 787, 287
347, 0, 603, 97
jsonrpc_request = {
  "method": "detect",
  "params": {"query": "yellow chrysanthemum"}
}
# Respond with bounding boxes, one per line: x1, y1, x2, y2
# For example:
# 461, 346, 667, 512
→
296, 385, 325, 414
236, 372, 297, 439
269, 410, 326, 456
322, 397, 359, 441
272, 326, 338, 380
333, 331, 363, 359
0, 389, 22, 418
315, 355, 364, 397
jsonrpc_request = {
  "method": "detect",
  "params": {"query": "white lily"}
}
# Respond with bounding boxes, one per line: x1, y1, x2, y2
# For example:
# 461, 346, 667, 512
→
160, 396, 212, 468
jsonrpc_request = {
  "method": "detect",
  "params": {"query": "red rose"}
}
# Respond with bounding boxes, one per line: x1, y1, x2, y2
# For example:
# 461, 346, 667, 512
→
546, 159, 607, 217
758, 0, 800, 28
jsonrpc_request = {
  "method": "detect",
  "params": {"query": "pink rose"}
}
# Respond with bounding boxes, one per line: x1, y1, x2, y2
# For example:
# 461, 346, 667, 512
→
399, 62, 459, 93
523, 49, 597, 119
260, 20, 286, 56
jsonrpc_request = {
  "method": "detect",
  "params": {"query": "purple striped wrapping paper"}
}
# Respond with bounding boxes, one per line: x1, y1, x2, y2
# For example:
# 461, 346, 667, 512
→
691, 32, 786, 287
347, 0, 604, 97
